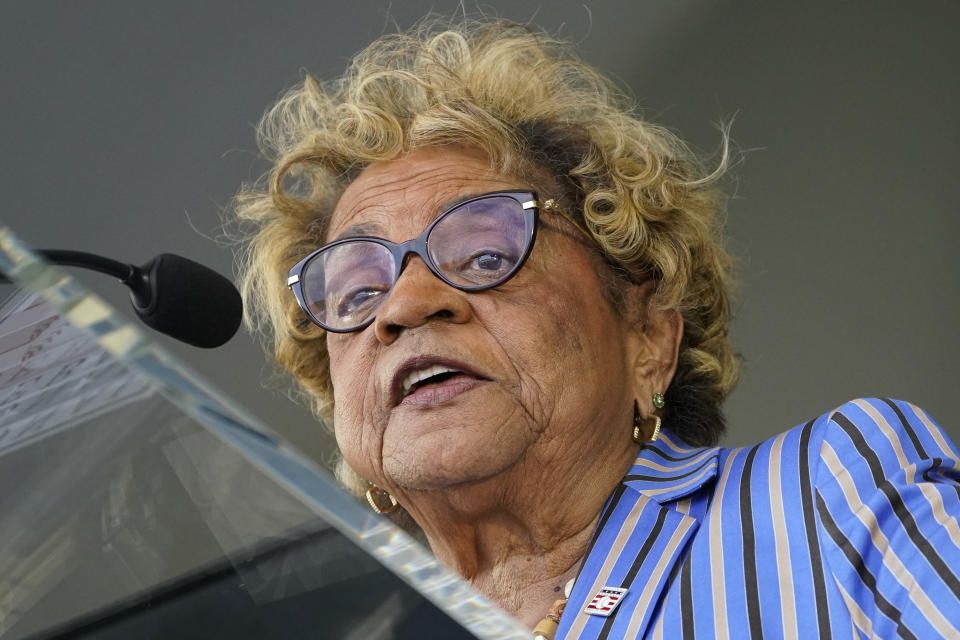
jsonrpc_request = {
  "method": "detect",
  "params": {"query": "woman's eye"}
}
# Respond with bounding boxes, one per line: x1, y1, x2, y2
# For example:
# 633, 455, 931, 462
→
459, 250, 517, 278
337, 287, 385, 316
475, 253, 504, 270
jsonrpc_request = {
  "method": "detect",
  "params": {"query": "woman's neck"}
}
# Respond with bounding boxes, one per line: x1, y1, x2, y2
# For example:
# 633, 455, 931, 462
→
399, 439, 638, 625
443, 513, 596, 626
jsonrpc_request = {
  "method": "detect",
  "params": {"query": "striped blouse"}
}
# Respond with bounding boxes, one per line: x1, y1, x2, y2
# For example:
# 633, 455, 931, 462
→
554, 398, 960, 639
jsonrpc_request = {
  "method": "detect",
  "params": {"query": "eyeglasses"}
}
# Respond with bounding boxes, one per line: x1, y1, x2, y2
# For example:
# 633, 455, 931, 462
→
288, 190, 545, 333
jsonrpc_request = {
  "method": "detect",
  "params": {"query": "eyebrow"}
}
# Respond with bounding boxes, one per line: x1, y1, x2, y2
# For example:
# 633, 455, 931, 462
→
330, 222, 381, 242
435, 191, 487, 212
329, 190, 517, 243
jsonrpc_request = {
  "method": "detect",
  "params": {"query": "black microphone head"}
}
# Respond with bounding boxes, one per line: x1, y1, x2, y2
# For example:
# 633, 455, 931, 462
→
129, 253, 243, 348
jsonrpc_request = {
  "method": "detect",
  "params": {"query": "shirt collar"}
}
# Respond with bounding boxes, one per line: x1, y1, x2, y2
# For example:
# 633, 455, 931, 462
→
620, 428, 720, 504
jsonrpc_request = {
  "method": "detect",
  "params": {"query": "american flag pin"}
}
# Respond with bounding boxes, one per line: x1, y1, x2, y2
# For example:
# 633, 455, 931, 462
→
583, 586, 628, 617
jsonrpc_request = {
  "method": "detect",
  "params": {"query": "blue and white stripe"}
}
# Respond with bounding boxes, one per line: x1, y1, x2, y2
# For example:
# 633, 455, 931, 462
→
555, 398, 960, 639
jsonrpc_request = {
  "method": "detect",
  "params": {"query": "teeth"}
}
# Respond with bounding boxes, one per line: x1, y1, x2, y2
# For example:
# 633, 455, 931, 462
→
401, 364, 460, 397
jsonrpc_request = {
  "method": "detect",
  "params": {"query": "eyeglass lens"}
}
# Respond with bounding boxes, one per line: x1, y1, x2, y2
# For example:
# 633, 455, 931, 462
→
299, 195, 530, 331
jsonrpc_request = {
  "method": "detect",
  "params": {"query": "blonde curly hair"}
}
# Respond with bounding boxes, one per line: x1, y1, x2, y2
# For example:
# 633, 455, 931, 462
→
235, 18, 739, 477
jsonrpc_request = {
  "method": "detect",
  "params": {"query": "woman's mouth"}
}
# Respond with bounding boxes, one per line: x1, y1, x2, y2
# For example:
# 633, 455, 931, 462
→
399, 371, 486, 406
391, 359, 489, 407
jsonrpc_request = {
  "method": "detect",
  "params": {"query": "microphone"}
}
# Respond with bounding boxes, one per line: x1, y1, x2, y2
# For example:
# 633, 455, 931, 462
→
1, 249, 243, 348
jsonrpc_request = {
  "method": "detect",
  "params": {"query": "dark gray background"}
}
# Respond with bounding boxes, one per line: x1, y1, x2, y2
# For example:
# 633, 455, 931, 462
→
3, 1, 957, 462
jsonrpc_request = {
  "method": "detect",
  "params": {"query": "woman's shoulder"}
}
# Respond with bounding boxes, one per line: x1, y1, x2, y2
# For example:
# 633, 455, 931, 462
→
790, 398, 960, 636
814, 398, 957, 480
647, 398, 955, 513
718, 397, 956, 477
702, 397, 958, 518
691, 399, 960, 637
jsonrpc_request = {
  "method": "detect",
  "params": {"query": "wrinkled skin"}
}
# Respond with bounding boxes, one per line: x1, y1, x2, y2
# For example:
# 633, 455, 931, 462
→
323, 146, 681, 624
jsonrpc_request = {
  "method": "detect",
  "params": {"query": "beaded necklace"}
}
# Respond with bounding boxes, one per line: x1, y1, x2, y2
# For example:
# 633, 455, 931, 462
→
532, 579, 574, 640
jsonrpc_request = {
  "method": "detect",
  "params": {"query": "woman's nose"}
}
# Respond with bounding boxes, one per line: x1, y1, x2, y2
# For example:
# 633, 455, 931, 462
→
373, 257, 472, 345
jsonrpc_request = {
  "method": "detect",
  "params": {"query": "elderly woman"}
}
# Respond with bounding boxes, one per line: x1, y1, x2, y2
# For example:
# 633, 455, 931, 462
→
236, 19, 960, 639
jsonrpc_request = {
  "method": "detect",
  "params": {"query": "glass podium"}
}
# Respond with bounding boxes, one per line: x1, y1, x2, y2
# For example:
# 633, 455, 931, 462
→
0, 228, 528, 640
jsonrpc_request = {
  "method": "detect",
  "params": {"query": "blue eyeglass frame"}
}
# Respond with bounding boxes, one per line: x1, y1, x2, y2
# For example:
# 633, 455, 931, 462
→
287, 190, 541, 333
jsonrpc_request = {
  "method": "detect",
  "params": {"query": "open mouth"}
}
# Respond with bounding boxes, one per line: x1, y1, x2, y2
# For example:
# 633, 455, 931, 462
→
392, 360, 489, 406
405, 369, 459, 395
402, 365, 467, 397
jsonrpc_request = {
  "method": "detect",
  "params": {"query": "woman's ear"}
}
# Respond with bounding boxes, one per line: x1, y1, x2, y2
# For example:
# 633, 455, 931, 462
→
623, 280, 683, 415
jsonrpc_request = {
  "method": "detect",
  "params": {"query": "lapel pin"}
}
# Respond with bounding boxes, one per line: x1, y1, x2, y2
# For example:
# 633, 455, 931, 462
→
583, 586, 628, 617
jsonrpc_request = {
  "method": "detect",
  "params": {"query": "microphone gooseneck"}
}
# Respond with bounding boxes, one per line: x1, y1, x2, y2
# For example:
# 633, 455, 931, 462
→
1, 249, 243, 348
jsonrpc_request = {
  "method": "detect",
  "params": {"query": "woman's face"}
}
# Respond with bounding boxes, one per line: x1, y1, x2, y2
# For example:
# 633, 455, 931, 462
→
325, 146, 645, 494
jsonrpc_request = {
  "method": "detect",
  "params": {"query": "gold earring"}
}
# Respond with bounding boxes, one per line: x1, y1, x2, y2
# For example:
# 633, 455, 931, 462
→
632, 401, 644, 444
365, 485, 398, 514
632, 401, 662, 444
648, 415, 661, 442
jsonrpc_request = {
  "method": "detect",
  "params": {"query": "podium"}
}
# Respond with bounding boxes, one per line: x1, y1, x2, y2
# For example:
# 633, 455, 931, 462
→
0, 228, 528, 640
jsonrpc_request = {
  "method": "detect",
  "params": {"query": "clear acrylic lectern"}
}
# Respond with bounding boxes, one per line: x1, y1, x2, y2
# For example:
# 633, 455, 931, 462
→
0, 228, 528, 640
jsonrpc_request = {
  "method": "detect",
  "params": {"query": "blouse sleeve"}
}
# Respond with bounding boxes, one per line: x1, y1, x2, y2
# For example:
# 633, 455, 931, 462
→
814, 397, 960, 639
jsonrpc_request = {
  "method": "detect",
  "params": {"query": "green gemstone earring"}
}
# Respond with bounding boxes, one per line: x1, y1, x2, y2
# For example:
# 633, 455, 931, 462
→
653, 392, 665, 409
